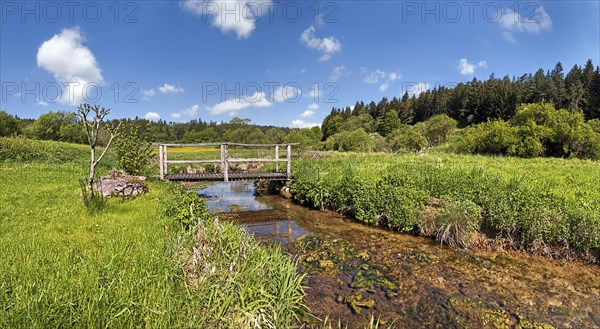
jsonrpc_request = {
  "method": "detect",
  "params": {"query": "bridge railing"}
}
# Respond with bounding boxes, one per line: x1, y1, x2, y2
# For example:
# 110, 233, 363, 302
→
156, 143, 298, 181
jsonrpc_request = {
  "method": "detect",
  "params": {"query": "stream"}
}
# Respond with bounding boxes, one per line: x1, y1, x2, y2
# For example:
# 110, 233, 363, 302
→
197, 182, 600, 329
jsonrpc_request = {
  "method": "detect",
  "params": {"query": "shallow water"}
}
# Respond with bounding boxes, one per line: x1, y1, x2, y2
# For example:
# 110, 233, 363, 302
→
197, 182, 600, 328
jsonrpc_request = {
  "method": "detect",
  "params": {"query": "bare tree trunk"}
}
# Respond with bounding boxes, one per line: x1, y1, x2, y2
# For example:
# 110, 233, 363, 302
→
88, 147, 96, 199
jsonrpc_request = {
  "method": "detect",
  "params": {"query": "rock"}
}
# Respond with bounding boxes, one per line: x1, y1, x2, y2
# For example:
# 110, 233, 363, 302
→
280, 185, 292, 199
96, 170, 148, 198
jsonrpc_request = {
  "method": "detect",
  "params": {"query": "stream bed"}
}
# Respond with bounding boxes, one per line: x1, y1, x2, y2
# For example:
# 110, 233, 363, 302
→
197, 182, 600, 328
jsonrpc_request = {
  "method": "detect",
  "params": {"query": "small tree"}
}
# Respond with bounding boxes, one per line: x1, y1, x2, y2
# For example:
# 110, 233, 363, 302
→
114, 123, 153, 175
77, 104, 121, 198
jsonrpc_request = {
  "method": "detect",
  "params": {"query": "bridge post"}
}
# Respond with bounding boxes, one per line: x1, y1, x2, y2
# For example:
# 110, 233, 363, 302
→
221, 143, 229, 182
286, 144, 291, 179
163, 145, 168, 177
159, 145, 164, 179
275, 145, 279, 172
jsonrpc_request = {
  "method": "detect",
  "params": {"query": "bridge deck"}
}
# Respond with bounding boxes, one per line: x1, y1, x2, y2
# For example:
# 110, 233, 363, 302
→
164, 172, 289, 182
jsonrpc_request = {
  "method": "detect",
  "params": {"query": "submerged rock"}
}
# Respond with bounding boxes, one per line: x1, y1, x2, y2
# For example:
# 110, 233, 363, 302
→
280, 185, 292, 199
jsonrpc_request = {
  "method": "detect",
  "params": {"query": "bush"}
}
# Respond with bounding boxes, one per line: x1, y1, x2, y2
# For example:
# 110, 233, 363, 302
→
420, 114, 458, 145
113, 123, 153, 175
387, 125, 428, 152
332, 128, 374, 152
0, 111, 21, 137
460, 120, 519, 155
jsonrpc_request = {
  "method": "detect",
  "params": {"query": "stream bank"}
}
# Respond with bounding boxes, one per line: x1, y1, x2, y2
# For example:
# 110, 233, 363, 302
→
198, 182, 600, 328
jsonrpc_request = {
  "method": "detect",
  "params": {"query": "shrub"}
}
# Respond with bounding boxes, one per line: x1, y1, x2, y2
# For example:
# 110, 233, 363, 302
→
459, 120, 518, 155
113, 123, 153, 175
377, 174, 427, 232
332, 128, 374, 152
420, 114, 458, 145
0, 111, 21, 137
387, 125, 428, 152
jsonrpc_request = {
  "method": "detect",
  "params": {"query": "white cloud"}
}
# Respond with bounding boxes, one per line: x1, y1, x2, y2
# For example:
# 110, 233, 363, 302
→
406, 82, 431, 97
159, 83, 184, 94
273, 85, 300, 102
181, 0, 272, 39
457, 58, 487, 75
330, 65, 349, 81
499, 6, 552, 43
290, 119, 319, 128
306, 103, 319, 111
38, 101, 48, 106
300, 110, 315, 118
171, 104, 199, 119
207, 91, 272, 116
37, 27, 103, 105
361, 68, 401, 92
363, 69, 386, 84
300, 103, 319, 118
144, 112, 161, 121
143, 89, 156, 98
300, 25, 342, 61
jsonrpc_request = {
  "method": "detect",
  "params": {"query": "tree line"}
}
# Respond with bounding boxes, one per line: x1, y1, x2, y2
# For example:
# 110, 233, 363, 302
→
321, 59, 600, 140
0, 111, 323, 149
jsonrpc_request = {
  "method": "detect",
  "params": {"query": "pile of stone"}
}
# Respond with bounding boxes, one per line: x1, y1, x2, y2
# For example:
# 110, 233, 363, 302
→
96, 170, 148, 197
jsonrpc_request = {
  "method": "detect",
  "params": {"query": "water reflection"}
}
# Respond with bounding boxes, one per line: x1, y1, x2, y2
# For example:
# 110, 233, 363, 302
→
196, 182, 271, 213
196, 182, 310, 245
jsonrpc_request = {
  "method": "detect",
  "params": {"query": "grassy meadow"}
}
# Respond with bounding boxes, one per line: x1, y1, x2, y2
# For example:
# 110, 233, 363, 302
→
0, 137, 304, 328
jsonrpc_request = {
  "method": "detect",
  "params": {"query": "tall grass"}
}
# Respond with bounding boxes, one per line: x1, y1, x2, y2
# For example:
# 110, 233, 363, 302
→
0, 138, 305, 327
291, 153, 600, 258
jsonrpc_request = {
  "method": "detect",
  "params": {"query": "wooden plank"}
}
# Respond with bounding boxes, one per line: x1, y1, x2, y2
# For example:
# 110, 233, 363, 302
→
227, 158, 278, 163
286, 144, 291, 179
164, 160, 223, 164
159, 145, 164, 179
275, 145, 279, 172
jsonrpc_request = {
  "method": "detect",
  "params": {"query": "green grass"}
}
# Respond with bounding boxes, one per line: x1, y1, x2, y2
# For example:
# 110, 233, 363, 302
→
291, 153, 600, 258
0, 162, 186, 327
0, 138, 305, 327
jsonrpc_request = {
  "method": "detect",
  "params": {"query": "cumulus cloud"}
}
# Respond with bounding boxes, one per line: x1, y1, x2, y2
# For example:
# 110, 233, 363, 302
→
144, 112, 161, 121
273, 85, 301, 102
306, 103, 319, 111
499, 6, 552, 43
300, 103, 319, 118
330, 65, 349, 81
143, 89, 156, 98
171, 104, 200, 119
300, 110, 315, 118
37, 27, 103, 105
181, 0, 272, 39
457, 58, 488, 75
159, 83, 184, 94
207, 91, 272, 116
361, 68, 401, 92
300, 25, 342, 61
290, 119, 319, 128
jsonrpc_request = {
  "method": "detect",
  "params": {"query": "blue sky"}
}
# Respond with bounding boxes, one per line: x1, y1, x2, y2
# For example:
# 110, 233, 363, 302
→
1, 0, 599, 128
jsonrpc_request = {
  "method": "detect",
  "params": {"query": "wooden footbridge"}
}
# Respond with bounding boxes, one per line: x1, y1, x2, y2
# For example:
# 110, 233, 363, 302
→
158, 143, 297, 182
